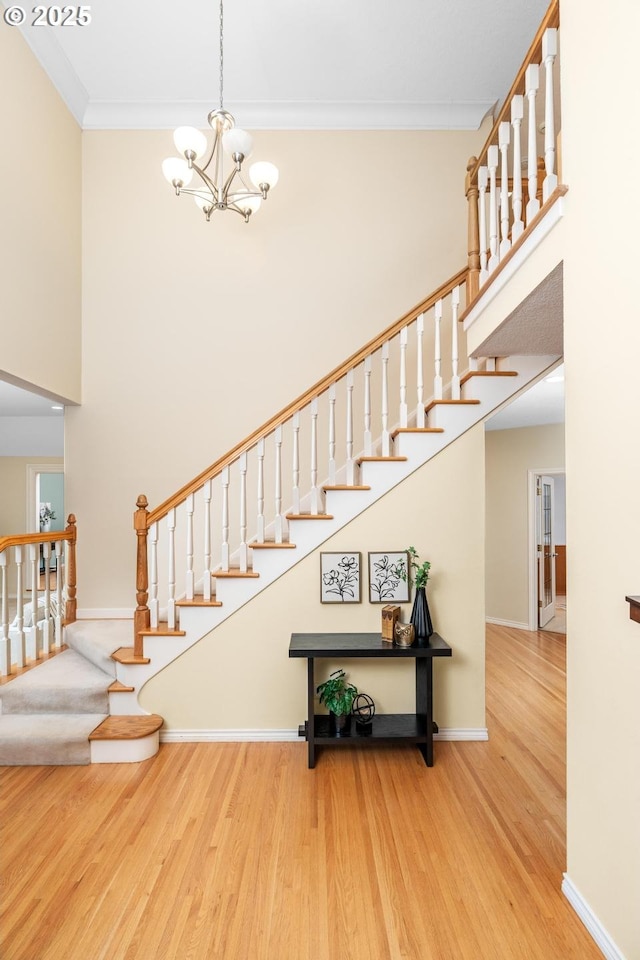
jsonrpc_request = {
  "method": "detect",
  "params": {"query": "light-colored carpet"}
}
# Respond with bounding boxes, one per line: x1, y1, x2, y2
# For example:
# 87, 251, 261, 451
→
0, 649, 112, 715
64, 619, 131, 678
0, 714, 106, 765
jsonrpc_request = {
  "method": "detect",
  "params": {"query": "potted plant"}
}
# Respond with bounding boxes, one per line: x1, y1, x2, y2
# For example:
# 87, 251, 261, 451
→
316, 668, 358, 736
39, 504, 56, 532
399, 546, 433, 641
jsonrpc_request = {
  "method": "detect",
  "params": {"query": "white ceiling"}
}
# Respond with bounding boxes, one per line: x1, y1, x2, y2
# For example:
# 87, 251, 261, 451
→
0, 380, 65, 417
486, 365, 565, 431
6, 0, 550, 130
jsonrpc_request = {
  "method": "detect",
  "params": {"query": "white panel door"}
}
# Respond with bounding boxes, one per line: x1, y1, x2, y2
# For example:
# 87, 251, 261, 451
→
537, 475, 556, 628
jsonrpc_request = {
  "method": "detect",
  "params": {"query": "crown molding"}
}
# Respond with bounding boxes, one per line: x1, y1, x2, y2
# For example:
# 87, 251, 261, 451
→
82, 98, 496, 131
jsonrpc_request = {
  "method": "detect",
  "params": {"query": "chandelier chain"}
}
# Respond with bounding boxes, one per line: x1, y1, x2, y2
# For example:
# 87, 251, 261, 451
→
219, 0, 224, 110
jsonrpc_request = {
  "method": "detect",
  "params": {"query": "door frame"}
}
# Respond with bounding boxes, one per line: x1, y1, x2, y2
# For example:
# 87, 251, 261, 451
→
527, 467, 565, 631
26, 463, 64, 532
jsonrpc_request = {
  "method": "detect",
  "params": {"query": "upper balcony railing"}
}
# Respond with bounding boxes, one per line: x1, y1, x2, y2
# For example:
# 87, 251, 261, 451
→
465, 0, 562, 304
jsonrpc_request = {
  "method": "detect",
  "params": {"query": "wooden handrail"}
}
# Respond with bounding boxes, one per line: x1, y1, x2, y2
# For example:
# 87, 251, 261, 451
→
0, 515, 77, 626
468, 0, 559, 183
146, 265, 469, 526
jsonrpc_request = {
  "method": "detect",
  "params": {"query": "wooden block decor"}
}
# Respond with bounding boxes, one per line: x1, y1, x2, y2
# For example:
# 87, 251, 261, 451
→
381, 605, 400, 640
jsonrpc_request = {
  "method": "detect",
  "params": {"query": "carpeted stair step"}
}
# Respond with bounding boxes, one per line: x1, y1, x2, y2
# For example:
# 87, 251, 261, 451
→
0, 649, 112, 715
0, 714, 107, 765
64, 619, 133, 677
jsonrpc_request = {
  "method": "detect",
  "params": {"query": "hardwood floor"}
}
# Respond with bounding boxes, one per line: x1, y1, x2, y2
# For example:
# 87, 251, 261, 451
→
0, 624, 600, 960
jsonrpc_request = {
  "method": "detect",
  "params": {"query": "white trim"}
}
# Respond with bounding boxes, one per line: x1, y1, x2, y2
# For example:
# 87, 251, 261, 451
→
463, 194, 565, 334
26, 462, 63, 533
562, 875, 627, 960
486, 616, 530, 630
159, 727, 488, 743
82, 98, 497, 132
77, 608, 135, 619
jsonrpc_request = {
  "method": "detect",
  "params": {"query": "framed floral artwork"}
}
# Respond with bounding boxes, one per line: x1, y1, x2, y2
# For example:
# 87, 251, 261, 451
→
320, 553, 362, 603
368, 552, 410, 603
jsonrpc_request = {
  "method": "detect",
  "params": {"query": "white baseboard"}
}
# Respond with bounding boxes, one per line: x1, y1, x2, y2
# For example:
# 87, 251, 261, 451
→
77, 608, 134, 619
486, 616, 530, 630
562, 875, 626, 960
160, 727, 489, 744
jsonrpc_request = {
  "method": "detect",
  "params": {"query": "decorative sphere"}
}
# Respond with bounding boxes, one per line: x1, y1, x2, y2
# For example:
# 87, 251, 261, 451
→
352, 693, 375, 725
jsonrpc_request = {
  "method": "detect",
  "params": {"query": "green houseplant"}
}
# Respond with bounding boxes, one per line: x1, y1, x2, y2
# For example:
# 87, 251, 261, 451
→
316, 669, 358, 735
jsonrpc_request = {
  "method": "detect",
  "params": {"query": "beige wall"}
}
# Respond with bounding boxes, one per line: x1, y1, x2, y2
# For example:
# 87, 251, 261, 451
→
70, 125, 486, 610
0, 457, 64, 536
562, 1, 640, 956
141, 425, 486, 732
485, 424, 565, 625
0, 27, 81, 403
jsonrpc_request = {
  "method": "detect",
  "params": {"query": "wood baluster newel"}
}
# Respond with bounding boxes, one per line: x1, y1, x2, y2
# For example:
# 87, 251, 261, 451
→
64, 514, 77, 626
133, 497, 150, 658
465, 156, 480, 302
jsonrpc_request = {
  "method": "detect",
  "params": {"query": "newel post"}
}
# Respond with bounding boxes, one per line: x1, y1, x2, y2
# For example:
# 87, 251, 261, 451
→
465, 156, 480, 302
64, 514, 77, 624
134, 495, 150, 658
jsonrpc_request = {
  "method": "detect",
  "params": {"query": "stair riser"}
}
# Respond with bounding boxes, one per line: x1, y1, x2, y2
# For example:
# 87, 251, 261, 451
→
91, 731, 159, 763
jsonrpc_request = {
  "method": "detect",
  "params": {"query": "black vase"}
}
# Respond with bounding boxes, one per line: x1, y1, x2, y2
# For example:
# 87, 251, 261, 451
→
331, 712, 351, 737
410, 586, 433, 641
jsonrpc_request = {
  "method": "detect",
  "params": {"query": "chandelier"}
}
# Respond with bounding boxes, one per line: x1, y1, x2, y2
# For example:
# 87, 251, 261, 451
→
162, 0, 279, 223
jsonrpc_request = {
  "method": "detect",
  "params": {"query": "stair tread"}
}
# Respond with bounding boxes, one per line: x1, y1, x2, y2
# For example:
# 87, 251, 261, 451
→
111, 647, 151, 665
89, 714, 163, 741
322, 485, 371, 491
139, 626, 186, 636
391, 427, 445, 438
460, 369, 518, 385
175, 598, 223, 607
108, 680, 135, 693
250, 542, 297, 549
285, 513, 334, 520
213, 569, 259, 578
356, 456, 407, 464
425, 399, 481, 412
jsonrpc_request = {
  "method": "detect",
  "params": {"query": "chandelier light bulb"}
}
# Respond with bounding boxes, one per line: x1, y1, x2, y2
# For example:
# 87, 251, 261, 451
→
222, 127, 254, 161
234, 193, 262, 214
249, 161, 279, 191
162, 157, 193, 187
173, 126, 208, 161
194, 194, 214, 211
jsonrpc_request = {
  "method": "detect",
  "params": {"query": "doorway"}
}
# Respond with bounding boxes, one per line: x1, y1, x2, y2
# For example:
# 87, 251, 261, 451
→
528, 468, 566, 633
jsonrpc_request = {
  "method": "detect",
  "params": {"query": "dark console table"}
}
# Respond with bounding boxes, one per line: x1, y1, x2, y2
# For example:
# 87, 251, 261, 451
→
289, 631, 452, 768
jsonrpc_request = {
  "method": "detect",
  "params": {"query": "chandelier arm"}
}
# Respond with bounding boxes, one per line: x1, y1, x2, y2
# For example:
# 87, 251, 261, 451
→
221, 165, 244, 203
190, 163, 219, 202
199, 129, 221, 176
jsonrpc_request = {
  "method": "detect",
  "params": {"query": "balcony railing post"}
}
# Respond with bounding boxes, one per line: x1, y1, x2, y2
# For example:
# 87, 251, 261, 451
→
134, 495, 150, 657
64, 514, 77, 625
465, 156, 480, 302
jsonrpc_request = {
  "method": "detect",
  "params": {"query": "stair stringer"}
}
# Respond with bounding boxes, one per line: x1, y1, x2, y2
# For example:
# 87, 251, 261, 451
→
107, 354, 559, 718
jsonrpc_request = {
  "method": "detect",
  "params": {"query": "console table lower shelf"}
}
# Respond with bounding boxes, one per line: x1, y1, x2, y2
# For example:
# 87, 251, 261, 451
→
289, 631, 452, 769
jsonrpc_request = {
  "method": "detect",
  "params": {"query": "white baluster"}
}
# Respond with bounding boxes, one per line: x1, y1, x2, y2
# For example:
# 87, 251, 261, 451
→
434, 301, 443, 400
511, 95, 524, 241
274, 427, 283, 541
526, 63, 540, 224
499, 122, 511, 259
167, 508, 176, 629
478, 166, 489, 282
149, 521, 159, 627
487, 145, 499, 272
345, 371, 355, 484
451, 288, 461, 400
202, 480, 212, 601
310, 398, 319, 515
238, 453, 248, 572
185, 493, 194, 600
14, 545, 25, 669
0, 551, 9, 676
363, 358, 373, 454
42, 541, 51, 654
381, 342, 390, 456
29, 543, 39, 660
256, 440, 266, 543
416, 313, 425, 427
291, 416, 300, 515
54, 541, 62, 645
328, 386, 337, 485
542, 28, 558, 202
399, 328, 408, 428
221, 467, 230, 569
